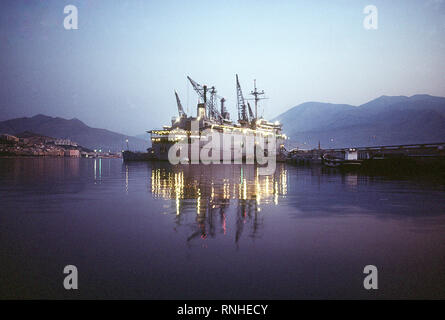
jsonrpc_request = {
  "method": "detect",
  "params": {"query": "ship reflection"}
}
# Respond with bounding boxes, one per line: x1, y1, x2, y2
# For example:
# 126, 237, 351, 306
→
150, 163, 288, 243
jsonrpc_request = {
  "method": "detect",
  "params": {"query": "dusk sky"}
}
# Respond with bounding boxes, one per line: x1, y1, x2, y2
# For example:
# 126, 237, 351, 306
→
1, 0, 444, 135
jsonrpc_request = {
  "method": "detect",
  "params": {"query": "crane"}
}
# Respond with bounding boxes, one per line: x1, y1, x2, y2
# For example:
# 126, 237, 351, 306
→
174, 91, 186, 118
247, 102, 254, 120
187, 76, 223, 121
236, 74, 249, 123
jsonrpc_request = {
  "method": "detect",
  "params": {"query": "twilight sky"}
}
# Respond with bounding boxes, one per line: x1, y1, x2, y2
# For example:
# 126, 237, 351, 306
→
1, 0, 444, 135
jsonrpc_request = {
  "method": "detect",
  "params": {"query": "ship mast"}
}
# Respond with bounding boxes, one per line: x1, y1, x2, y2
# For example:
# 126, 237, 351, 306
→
250, 79, 265, 120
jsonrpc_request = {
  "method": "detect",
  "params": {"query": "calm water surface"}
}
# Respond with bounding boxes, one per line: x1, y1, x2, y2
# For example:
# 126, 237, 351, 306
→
1, 158, 445, 299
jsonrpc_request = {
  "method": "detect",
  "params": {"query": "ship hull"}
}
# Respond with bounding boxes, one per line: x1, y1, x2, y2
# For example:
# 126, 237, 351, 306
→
152, 136, 286, 163
122, 150, 156, 161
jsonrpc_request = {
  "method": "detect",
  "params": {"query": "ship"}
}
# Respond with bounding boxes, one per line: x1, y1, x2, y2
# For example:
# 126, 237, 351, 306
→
147, 75, 287, 163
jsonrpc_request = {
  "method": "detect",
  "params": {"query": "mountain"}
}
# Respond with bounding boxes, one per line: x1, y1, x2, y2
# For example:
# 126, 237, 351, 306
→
0, 114, 150, 152
134, 133, 151, 141
274, 94, 445, 149
3, 94, 443, 152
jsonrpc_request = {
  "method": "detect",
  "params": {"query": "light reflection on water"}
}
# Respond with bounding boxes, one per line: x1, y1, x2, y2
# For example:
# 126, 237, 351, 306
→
1, 157, 445, 299
148, 163, 288, 243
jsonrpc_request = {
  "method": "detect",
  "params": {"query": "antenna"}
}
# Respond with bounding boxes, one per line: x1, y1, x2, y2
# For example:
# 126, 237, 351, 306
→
250, 79, 266, 119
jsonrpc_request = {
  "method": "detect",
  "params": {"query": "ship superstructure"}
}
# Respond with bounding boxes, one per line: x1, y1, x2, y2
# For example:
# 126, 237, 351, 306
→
149, 75, 287, 162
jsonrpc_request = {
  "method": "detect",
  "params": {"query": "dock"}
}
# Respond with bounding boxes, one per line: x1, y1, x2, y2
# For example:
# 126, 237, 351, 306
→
287, 142, 445, 175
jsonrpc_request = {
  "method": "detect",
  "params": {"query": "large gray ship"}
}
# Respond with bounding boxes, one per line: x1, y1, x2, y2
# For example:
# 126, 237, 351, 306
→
147, 75, 287, 163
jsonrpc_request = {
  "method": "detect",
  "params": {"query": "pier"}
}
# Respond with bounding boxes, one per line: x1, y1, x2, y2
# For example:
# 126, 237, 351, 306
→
287, 142, 445, 175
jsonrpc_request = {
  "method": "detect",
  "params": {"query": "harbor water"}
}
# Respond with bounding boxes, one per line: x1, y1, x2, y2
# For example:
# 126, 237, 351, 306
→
1, 157, 445, 299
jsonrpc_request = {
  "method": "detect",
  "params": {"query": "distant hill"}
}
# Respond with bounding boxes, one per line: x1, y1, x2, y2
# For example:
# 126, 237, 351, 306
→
273, 94, 445, 149
0, 115, 149, 152
3, 94, 444, 152
134, 133, 151, 141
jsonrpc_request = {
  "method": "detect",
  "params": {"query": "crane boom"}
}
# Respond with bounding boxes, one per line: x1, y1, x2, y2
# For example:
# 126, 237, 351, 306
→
236, 74, 249, 122
187, 76, 203, 99
187, 76, 223, 121
247, 102, 254, 120
174, 91, 186, 118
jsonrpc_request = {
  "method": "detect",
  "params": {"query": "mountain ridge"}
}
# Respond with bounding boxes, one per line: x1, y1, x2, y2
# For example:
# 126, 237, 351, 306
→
274, 94, 445, 149
2, 94, 444, 152
0, 114, 149, 152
